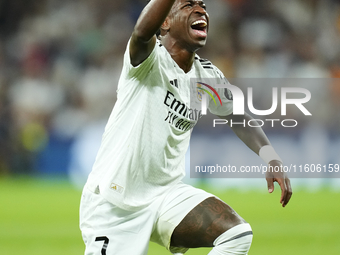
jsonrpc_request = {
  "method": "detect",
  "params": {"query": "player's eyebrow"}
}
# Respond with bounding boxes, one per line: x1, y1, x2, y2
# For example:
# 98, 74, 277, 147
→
184, 0, 205, 5
182, 0, 206, 8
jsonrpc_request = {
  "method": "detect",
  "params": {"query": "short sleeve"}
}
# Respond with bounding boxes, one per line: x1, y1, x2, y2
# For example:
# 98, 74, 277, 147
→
123, 38, 159, 80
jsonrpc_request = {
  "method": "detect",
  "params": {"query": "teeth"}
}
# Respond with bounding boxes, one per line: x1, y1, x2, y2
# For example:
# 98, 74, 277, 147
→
192, 20, 207, 26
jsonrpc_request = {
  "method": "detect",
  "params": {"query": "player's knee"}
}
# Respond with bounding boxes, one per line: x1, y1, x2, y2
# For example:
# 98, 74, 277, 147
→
210, 223, 253, 255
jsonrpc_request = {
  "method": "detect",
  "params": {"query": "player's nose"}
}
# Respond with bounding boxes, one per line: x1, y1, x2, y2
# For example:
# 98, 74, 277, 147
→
194, 5, 207, 15
193, 4, 208, 19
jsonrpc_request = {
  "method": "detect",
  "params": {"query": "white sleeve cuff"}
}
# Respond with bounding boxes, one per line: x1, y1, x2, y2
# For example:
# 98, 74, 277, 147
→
259, 145, 282, 164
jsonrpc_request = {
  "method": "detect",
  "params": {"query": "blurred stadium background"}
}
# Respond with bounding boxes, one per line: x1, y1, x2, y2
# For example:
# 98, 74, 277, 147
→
0, 0, 339, 254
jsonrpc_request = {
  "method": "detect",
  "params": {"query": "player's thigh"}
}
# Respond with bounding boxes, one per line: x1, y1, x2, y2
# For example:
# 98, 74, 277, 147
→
171, 196, 246, 248
80, 188, 155, 255
151, 183, 217, 254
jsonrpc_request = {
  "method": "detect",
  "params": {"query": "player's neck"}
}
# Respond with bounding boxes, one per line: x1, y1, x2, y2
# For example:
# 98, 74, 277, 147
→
170, 50, 195, 73
161, 37, 196, 73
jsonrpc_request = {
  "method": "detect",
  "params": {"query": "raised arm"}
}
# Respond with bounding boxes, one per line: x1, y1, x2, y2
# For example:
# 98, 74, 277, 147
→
130, 0, 176, 66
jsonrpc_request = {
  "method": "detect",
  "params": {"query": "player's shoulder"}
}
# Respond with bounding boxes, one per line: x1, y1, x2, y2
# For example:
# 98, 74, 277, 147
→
195, 56, 214, 69
195, 56, 225, 79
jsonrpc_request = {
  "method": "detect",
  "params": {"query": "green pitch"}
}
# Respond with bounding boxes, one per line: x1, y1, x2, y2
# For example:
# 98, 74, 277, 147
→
0, 177, 339, 255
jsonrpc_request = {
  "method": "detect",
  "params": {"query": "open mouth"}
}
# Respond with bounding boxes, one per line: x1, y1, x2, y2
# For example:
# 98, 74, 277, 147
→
191, 20, 207, 38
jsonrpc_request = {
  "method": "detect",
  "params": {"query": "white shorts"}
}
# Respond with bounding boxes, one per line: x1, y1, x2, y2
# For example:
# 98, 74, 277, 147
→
79, 182, 214, 255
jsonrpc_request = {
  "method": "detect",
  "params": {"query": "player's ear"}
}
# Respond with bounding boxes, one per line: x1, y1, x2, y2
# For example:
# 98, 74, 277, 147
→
161, 17, 171, 33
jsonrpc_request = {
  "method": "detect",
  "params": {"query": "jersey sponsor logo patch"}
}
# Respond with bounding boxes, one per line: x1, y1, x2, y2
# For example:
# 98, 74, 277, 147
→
110, 183, 124, 194
163, 90, 201, 131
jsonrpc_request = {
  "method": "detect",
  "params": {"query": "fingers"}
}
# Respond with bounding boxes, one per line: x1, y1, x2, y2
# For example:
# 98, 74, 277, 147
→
283, 177, 293, 207
277, 177, 293, 207
276, 178, 286, 206
265, 162, 293, 207
266, 177, 274, 193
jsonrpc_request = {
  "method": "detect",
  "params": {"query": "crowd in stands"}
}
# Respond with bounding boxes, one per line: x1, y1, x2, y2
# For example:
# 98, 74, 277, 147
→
0, 0, 339, 181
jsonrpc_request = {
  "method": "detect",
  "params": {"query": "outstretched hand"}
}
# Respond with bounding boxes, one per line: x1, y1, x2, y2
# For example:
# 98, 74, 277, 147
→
265, 160, 292, 207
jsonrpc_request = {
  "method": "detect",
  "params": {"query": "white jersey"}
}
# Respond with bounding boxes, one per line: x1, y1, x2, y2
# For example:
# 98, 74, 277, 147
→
85, 39, 233, 211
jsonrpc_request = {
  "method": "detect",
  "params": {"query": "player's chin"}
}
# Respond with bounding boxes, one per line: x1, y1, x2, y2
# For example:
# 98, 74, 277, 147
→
192, 38, 207, 50
189, 31, 207, 48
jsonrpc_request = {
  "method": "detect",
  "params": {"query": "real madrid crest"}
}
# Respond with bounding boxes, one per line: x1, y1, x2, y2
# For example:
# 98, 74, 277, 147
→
196, 83, 204, 101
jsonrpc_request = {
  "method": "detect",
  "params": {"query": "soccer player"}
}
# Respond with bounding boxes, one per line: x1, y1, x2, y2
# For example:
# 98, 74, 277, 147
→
79, 0, 292, 254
